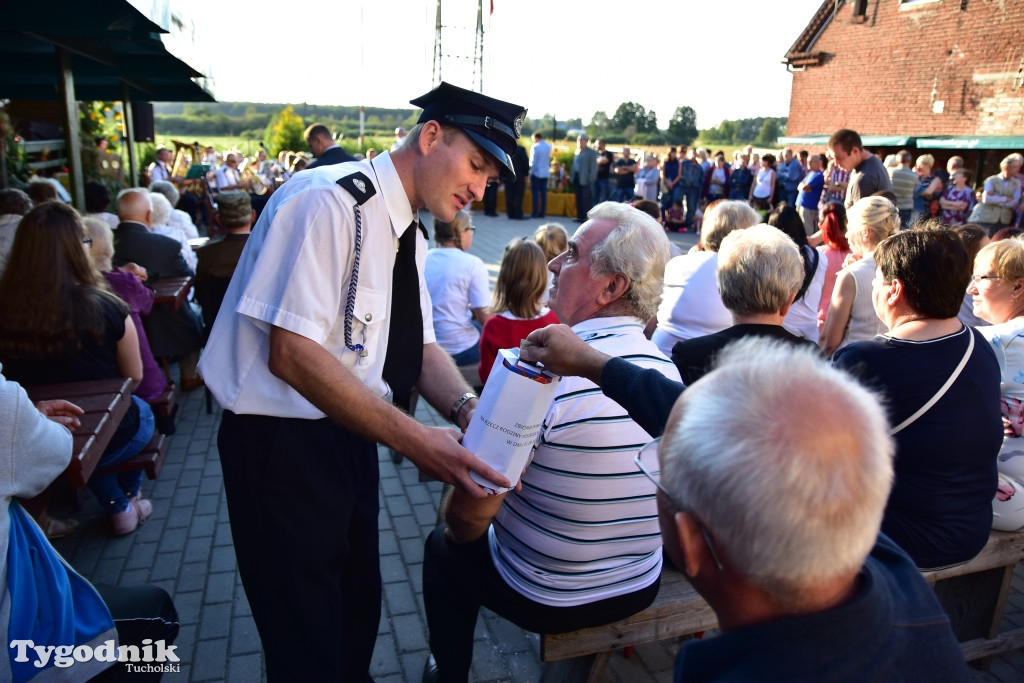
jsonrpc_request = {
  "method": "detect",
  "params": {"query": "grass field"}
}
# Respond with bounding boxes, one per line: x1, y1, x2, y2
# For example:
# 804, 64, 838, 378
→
153, 133, 395, 158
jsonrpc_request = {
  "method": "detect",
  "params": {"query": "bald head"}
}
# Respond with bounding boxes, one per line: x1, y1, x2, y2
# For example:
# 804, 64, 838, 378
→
115, 188, 153, 226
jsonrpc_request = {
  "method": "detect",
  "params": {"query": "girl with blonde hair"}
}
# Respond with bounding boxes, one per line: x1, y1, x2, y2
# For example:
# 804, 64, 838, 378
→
478, 239, 558, 382
820, 196, 900, 357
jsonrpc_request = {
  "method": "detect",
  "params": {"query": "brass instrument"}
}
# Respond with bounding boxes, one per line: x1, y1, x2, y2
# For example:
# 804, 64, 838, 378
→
169, 139, 192, 180
240, 160, 268, 195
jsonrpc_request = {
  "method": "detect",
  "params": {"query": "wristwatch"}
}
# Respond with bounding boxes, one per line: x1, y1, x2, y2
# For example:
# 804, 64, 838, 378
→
449, 392, 477, 425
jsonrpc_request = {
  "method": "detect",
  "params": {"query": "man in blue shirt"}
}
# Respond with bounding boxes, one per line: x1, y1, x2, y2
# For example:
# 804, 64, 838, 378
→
779, 147, 803, 206
796, 154, 825, 236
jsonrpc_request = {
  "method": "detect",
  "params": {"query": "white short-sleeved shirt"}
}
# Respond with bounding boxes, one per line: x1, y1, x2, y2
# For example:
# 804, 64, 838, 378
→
424, 248, 490, 355
215, 165, 240, 191
651, 251, 731, 355
149, 161, 170, 184
200, 152, 434, 419
490, 316, 677, 606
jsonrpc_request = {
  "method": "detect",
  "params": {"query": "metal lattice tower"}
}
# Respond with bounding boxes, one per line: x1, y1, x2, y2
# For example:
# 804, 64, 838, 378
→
432, 0, 485, 92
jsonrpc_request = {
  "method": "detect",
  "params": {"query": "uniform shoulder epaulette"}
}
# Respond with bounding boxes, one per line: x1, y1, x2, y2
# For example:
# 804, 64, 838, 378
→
336, 172, 376, 206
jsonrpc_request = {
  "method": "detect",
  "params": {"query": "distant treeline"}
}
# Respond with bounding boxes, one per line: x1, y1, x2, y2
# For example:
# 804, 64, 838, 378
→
153, 101, 418, 140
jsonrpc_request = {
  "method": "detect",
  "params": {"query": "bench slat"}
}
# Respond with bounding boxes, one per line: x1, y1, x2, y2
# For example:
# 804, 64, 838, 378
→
542, 570, 716, 662
97, 434, 166, 480
542, 531, 1024, 665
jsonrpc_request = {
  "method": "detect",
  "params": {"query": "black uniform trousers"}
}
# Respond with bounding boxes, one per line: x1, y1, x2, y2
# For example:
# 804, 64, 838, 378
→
218, 410, 380, 681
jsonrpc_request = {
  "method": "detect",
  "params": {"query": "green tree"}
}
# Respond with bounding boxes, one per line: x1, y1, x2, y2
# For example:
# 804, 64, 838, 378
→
265, 106, 306, 157
586, 110, 610, 139
756, 119, 780, 146
611, 102, 655, 134
668, 106, 698, 145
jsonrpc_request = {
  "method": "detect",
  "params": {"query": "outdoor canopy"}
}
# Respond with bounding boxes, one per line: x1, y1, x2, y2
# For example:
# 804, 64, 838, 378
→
0, 0, 213, 209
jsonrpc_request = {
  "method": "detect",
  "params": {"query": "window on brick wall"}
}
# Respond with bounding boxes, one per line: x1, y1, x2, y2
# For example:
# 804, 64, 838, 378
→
900, 0, 941, 5
853, 0, 868, 15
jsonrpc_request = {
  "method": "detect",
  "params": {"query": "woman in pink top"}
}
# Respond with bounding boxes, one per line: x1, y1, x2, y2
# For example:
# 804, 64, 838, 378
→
816, 202, 852, 332
478, 240, 558, 382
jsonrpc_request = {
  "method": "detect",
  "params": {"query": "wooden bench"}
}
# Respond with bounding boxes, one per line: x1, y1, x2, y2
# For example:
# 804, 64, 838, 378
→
96, 433, 167, 481
147, 384, 176, 419
540, 531, 1024, 682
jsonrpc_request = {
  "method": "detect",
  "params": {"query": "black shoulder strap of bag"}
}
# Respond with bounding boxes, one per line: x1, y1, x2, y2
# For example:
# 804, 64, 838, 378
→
795, 244, 820, 302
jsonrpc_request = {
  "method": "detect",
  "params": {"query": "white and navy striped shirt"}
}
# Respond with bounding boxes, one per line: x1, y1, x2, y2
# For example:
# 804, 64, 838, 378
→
489, 316, 681, 606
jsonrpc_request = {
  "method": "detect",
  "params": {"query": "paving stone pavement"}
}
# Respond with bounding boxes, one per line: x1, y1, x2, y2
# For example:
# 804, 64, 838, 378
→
48, 206, 1024, 682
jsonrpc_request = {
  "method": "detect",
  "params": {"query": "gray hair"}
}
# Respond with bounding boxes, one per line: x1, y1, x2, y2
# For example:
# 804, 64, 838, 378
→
82, 217, 114, 273
149, 192, 173, 227
0, 188, 32, 216
1002, 153, 1024, 169
717, 224, 804, 316
586, 201, 671, 321
660, 339, 894, 609
700, 200, 760, 252
149, 180, 180, 208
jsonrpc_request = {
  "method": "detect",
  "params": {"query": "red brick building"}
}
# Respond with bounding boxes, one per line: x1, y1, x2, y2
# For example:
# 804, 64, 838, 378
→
780, 0, 1024, 181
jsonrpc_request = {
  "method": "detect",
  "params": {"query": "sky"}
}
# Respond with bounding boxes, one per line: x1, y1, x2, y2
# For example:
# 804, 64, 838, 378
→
172, 0, 826, 130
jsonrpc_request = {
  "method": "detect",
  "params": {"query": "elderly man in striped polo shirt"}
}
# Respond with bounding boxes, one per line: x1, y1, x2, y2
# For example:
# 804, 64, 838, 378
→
421, 202, 681, 682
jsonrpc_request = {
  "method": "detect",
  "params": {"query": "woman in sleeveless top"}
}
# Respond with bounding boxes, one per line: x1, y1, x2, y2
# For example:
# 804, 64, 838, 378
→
819, 197, 899, 357
749, 153, 776, 212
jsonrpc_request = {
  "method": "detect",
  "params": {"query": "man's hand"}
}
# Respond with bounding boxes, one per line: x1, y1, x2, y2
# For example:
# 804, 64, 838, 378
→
519, 324, 611, 384
405, 426, 509, 500
35, 400, 84, 430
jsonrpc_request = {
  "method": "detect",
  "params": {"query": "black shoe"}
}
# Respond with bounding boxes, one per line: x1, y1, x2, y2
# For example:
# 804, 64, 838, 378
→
422, 654, 439, 683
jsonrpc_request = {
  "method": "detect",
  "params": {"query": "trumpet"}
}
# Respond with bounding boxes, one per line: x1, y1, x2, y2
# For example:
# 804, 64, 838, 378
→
240, 160, 268, 195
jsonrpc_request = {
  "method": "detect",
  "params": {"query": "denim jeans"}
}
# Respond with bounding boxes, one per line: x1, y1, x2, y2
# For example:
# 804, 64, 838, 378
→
681, 186, 701, 226
612, 186, 633, 203
530, 175, 548, 216
661, 184, 683, 214
89, 395, 154, 514
593, 178, 611, 204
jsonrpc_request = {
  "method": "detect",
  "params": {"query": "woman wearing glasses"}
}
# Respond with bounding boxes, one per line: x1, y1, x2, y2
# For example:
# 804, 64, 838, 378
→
832, 226, 1001, 568
0, 203, 156, 536
970, 239, 1024, 530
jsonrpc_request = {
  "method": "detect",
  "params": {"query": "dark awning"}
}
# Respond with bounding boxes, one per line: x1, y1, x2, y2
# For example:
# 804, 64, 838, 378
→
0, 0, 212, 103
0, 32, 213, 103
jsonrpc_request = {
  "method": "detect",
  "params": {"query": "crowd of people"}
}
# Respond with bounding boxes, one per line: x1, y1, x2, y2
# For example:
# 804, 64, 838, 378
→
5, 76, 1024, 680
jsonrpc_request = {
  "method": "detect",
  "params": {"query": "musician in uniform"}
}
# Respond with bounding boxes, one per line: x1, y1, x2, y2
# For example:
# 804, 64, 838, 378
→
214, 153, 246, 193
148, 146, 174, 185
200, 82, 526, 681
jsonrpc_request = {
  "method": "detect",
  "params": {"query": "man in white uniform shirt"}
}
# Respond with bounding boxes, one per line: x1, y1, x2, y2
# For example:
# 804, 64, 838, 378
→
200, 81, 524, 682
214, 153, 246, 193
421, 202, 680, 682
147, 146, 173, 184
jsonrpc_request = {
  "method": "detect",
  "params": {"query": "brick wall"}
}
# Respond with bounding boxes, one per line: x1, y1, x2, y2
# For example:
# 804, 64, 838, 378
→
787, 0, 1024, 138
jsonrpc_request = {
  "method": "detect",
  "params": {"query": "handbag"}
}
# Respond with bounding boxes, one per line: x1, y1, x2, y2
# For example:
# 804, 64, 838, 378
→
890, 328, 974, 435
6, 500, 117, 682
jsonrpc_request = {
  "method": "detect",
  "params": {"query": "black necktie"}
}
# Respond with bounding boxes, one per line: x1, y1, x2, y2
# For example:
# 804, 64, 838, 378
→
383, 220, 423, 410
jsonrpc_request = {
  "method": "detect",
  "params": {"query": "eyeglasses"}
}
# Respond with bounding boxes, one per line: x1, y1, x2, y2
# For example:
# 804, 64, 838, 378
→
969, 274, 1002, 285
81, 236, 93, 247
634, 440, 724, 570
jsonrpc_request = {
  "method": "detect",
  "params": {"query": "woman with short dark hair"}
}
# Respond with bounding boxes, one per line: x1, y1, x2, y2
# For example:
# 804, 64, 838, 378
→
833, 226, 1002, 568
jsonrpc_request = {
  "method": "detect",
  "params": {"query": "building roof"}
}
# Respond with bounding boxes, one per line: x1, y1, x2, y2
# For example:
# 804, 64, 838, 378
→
783, 0, 843, 68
